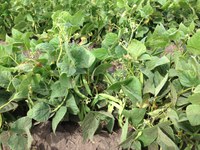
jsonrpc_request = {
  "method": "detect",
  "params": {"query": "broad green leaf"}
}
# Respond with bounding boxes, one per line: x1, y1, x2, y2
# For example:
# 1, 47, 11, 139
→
131, 140, 141, 150
121, 119, 129, 142
66, 94, 79, 115
186, 104, 200, 126
71, 10, 85, 26
146, 56, 170, 70
176, 97, 190, 107
157, 127, 179, 150
194, 84, 200, 93
167, 108, 179, 125
81, 112, 101, 141
12, 28, 23, 40
148, 142, 159, 150
50, 81, 68, 99
92, 48, 110, 60
81, 111, 114, 141
93, 63, 112, 76
178, 70, 199, 87
0, 102, 18, 113
57, 54, 76, 77
35, 42, 55, 52
27, 102, 50, 122
96, 111, 114, 132
60, 74, 73, 89
127, 40, 146, 60
15, 63, 34, 72
138, 127, 157, 146
52, 106, 67, 133
11, 117, 32, 132
108, 78, 133, 91
122, 76, 142, 103
70, 45, 95, 68
123, 108, 146, 127
9, 117, 33, 149
188, 93, 200, 105
102, 33, 118, 48
140, 3, 154, 18
187, 30, 200, 55
155, 73, 168, 96
170, 83, 177, 105
147, 24, 169, 49
8, 133, 28, 150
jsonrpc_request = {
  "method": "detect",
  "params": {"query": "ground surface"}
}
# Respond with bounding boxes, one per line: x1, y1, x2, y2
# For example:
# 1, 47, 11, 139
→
31, 121, 121, 150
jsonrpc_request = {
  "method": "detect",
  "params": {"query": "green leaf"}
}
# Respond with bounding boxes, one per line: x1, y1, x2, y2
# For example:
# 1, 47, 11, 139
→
50, 81, 68, 99
81, 112, 101, 141
81, 111, 114, 141
52, 106, 67, 133
122, 76, 142, 104
0, 102, 18, 113
131, 140, 141, 150
15, 63, 34, 72
187, 30, 200, 55
66, 94, 79, 115
147, 24, 169, 49
11, 117, 32, 132
178, 70, 199, 87
70, 45, 95, 69
188, 93, 200, 105
123, 108, 146, 127
146, 56, 170, 70
93, 63, 112, 76
121, 119, 129, 142
27, 102, 50, 122
140, 3, 154, 18
102, 33, 118, 48
193, 84, 200, 93
8, 133, 28, 150
92, 48, 110, 60
157, 127, 179, 150
186, 104, 200, 126
127, 40, 146, 60
138, 127, 157, 146
143, 78, 155, 94
155, 73, 168, 96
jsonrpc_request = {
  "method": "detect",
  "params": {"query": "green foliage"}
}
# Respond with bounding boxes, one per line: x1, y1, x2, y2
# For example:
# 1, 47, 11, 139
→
1, 0, 200, 149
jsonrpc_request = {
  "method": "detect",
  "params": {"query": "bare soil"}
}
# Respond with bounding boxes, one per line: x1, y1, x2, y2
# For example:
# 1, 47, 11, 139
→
31, 121, 122, 150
